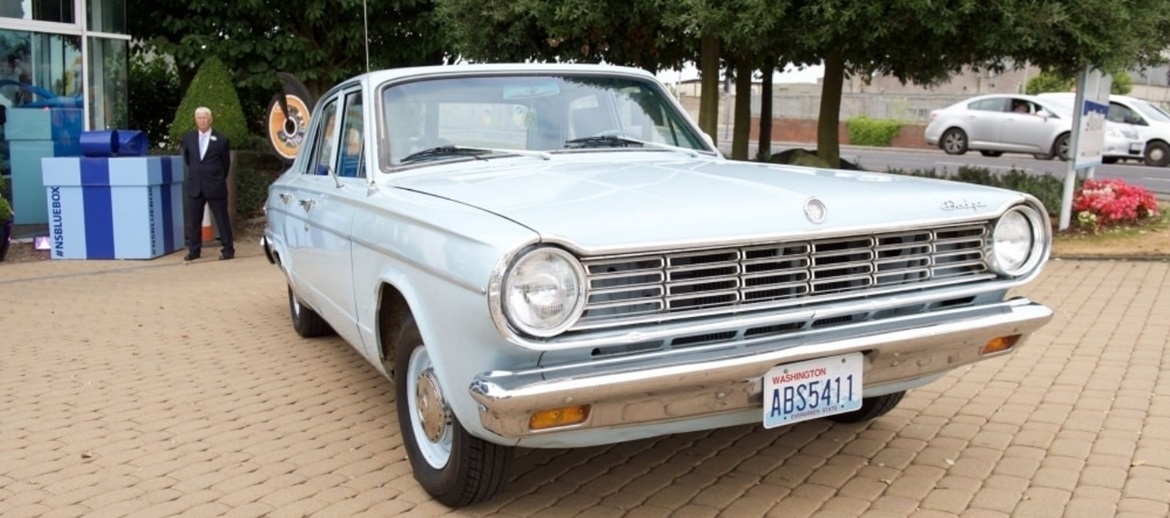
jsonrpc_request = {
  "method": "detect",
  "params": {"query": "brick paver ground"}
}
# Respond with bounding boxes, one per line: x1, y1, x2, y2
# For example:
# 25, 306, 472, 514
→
2, 242, 1169, 517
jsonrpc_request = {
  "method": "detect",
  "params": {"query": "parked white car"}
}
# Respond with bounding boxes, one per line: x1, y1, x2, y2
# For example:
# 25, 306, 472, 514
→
925, 94, 1144, 162
1038, 92, 1170, 166
263, 63, 1055, 506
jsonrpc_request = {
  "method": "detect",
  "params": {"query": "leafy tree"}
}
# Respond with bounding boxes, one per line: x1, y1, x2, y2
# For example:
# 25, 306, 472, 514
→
129, 53, 180, 149
779, 0, 1170, 167
169, 56, 250, 147
131, 0, 447, 99
436, 0, 693, 71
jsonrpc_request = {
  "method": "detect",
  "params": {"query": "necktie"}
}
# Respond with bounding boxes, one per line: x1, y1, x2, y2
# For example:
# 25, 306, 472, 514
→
199, 133, 208, 159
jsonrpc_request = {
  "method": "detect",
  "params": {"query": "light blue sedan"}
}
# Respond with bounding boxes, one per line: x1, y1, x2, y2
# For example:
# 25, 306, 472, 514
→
262, 63, 1054, 507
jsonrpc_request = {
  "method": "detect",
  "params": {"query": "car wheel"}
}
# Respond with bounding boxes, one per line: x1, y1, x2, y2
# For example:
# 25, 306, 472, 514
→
1054, 133, 1071, 161
395, 317, 512, 507
825, 391, 905, 424
940, 128, 968, 155
1144, 141, 1170, 167
979, 150, 1003, 157
288, 286, 332, 337
1102, 157, 1119, 164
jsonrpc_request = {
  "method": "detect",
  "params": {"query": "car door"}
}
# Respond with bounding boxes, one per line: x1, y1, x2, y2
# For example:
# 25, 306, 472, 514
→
1001, 98, 1054, 153
286, 89, 366, 347
965, 97, 1009, 146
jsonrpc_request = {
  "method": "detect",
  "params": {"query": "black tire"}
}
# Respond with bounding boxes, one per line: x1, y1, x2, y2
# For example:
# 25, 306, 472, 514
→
940, 128, 968, 155
979, 150, 1003, 157
1053, 133, 1071, 161
1144, 141, 1170, 167
825, 391, 905, 424
1102, 157, 1120, 164
288, 286, 332, 337
394, 316, 512, 507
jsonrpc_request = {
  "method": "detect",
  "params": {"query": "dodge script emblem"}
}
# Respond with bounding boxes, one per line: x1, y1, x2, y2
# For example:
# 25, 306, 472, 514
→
804, 198, 827, 224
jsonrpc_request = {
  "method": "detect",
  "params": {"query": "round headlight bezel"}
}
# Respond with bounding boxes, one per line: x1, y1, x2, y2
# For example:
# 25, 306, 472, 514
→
988, 205, 1046, 277
500, 247, 587, 338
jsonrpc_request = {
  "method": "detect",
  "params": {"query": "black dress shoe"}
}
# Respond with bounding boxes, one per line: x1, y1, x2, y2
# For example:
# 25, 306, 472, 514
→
219, 252, 234, 261
183, 253, 200, 261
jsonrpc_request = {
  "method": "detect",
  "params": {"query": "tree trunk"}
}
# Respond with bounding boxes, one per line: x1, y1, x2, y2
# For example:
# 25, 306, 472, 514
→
732, 58, 752, 160
698, 35, 720, 145
757, 58, 774, 161
817, 52, 846, 167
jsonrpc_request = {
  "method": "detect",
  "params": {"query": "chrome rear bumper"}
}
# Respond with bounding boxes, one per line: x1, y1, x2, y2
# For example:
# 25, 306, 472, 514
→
470, 298, 1052, 439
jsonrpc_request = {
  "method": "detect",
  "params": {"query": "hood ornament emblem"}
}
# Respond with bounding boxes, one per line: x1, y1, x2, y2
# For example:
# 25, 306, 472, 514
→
804, 198, 827, 224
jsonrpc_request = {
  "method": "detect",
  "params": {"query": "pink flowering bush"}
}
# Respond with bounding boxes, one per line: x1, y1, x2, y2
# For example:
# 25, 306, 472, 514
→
1072, 178, 1160, 230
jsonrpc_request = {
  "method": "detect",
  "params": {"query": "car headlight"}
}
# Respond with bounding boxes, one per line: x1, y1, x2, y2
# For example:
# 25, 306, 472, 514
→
502, 247, 586, 337
988, 205, 1045, 276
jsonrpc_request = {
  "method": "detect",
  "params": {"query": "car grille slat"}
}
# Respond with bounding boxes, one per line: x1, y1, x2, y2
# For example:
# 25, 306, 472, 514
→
573, 223, 992, 329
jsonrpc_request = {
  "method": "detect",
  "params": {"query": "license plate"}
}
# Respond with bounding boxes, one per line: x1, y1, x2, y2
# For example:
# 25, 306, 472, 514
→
763, 353, 863, 428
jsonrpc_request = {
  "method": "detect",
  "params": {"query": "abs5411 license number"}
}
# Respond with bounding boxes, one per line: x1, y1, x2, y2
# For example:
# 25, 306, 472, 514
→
763, 353, 863, 429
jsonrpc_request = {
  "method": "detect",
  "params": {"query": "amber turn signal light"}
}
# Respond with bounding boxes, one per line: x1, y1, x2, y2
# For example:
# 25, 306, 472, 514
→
529, 405, 591, 430
981, 335, 1021, 355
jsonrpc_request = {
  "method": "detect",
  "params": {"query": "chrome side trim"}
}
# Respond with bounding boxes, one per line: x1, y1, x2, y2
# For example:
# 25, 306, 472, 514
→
469, 299, 1053, 439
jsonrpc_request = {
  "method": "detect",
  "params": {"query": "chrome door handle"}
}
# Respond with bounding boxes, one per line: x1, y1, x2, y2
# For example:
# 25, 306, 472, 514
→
279, 193, 291, 204
298, 199, 315, 212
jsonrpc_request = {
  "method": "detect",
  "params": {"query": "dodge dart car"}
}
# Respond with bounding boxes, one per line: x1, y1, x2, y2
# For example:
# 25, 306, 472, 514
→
262, 63, 1054, 506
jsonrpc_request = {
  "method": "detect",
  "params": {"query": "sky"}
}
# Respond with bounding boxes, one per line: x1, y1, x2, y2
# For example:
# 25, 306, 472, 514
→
656, 62, 825, 85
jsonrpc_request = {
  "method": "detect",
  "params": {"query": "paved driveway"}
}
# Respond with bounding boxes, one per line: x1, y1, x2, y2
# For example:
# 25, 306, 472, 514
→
2, 242, 1169, 517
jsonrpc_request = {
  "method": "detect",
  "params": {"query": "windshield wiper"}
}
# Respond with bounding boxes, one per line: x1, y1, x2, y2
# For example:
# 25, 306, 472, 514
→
399, 145, 551, 164
564, 135, 648, 149
400, 145, 491, 164
564, 135, 700, 156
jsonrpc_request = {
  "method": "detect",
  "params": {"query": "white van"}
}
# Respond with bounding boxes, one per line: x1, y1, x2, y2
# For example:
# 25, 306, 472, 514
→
1039, 92, 1170, 166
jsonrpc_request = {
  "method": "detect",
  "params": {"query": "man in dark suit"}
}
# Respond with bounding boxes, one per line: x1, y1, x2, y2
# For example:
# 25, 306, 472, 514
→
181, 106, 234, 261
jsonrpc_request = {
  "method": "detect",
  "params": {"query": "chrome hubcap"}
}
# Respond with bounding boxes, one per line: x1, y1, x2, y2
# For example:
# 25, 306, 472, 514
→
415, 369, 449, 443
407, 346, 452, 468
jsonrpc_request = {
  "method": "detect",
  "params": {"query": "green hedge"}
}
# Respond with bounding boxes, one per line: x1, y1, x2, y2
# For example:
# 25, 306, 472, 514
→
235, 151, 288, 219
886, 166, 1077, 217
846, 117, 903, 147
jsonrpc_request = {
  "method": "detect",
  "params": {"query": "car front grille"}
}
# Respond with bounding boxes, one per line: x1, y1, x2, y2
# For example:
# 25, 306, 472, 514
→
573, 223, 992, 330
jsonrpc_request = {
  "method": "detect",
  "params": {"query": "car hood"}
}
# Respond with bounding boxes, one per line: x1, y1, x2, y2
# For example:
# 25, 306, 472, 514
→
391, 153, 1026, 253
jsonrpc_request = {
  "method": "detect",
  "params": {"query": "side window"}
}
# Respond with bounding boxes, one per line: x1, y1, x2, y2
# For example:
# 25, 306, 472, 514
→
1108, 102, 1142, 125
337, 91, 365, 178
970, 98, 1008, 112
309, 99, 339, 176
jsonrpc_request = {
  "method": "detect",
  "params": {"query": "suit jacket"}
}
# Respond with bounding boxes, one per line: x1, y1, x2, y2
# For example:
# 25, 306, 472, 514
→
182, 129, 232, 199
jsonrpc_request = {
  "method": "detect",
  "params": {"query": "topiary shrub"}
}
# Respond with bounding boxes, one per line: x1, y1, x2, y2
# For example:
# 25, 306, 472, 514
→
845, 117, 902, 147
168, 56, 249, 148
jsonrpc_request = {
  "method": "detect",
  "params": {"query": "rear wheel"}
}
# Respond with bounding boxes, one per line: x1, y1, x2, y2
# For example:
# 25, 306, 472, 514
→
1053, 133, 1071, 161
825, 391, 905, 423
1144, 141, 1170, 167
394, 317, 512, 507
979, 150, 1003, 157
940, 128, 968, 155
288, 286, 332, 337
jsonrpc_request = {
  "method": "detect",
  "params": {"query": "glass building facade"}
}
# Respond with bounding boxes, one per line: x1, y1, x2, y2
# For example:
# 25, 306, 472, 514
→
1, 0, 128, 178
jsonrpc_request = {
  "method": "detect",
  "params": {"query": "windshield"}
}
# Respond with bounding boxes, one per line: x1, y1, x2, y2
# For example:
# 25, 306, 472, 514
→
1131, 99, 1170, 123
379, 74, 709, 168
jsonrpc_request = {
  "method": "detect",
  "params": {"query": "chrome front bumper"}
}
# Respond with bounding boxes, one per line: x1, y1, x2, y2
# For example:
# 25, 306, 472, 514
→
469, 298, 1052, 439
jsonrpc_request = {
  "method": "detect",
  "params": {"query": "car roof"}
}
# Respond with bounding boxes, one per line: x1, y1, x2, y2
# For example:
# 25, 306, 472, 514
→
352, 63, 658, 85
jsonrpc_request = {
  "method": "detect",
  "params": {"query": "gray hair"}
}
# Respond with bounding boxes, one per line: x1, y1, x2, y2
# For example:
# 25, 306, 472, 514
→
195, 107, 213, 118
